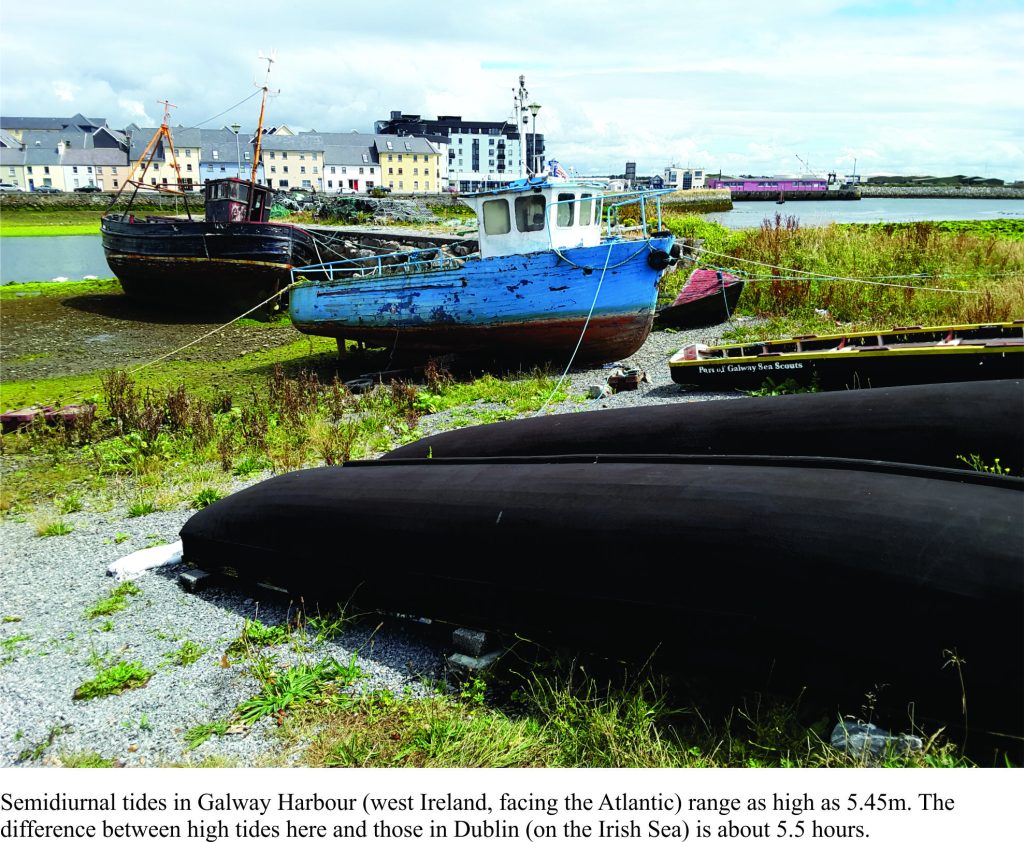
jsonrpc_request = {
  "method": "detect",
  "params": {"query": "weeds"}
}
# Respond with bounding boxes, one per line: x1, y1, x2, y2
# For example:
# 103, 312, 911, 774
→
84, 581, 142, 619
72, 660, 153, 700
35, 518, 73, 537
191, 487, 223, 509
236, 654, 363, 725
161, 640, 208, 668
184, 720, 231, 749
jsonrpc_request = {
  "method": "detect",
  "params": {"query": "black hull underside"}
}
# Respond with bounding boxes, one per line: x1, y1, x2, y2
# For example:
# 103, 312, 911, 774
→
181, 455, 1023, 735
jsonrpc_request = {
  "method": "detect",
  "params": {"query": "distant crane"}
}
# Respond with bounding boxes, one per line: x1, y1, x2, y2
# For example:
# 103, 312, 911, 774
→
795, 154, 813, 174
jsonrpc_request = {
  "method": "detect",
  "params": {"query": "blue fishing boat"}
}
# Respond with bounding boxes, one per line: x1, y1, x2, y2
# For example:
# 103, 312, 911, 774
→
288, 175, 678, 363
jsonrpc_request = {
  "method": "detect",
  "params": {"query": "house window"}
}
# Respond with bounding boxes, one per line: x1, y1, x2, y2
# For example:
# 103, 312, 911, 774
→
327, 181, 333, 188
96, 167, 103, 174
386, 141, 393, 150
300, 166, 306, 173
361, 154, 368, 163
388, 168, 393, 175
366, 181, 374, 188
398, 168, 403, 175
73, 166, 78, 173
388, 181, 394, 188
330, 166, 336, 173
113, 180, 118, 187
212, 150, 219, 160
413, 154, 418, 162
271, 166, 276, 173
300, 153, 305, 160
27, 166, 33, 174
413, 168, 418, 175
87, 166, 93, 173
283, 166, 289, 173
282, 152, 288, 159
414, 181, 419, 190
397, 154, 403, 162
270, 152, 275, 159
387, 154, 392, 161
359, 167, 364, 174
342, 167, 347, 174
185, 149, 191, 157
279, 180, 289, 187
313, 166, 318, 173
187, 164, 192, 171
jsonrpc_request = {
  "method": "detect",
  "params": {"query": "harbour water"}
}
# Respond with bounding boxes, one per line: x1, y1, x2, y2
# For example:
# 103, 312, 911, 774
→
1, 198, 1022, 284
706, 197, 1024, 229
1, 235, 109, 284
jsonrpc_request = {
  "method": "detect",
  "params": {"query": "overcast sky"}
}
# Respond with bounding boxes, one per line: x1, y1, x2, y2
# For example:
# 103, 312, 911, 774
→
1, 0, 1021, 180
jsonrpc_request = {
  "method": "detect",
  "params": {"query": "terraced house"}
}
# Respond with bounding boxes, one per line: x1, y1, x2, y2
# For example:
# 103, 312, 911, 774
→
319, 132, 381, 193
258, 130, 324, 192
374, 135, 440, 193
0, 114, 130, 191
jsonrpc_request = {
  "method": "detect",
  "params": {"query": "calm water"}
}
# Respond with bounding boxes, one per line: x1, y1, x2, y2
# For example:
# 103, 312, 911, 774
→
1, 235, 109, 284
1, 198, 1022, 284
705, 197, 1024, 229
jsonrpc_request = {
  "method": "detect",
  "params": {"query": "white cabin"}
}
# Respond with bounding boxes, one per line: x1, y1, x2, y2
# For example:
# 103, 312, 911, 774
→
459, 177, 605, 258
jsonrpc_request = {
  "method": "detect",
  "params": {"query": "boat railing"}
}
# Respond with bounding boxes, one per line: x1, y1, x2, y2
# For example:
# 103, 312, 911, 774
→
598, 188, 674, 239
292, 246, 464, 285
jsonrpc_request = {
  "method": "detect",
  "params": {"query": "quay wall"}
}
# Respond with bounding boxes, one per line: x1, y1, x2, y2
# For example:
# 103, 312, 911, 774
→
0, 192, 204, 211
858, 185, 1024, 199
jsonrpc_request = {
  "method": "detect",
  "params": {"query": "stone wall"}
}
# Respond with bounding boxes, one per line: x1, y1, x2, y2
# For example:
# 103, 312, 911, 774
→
858, 185, 1024, 199
0, 192, 205, 211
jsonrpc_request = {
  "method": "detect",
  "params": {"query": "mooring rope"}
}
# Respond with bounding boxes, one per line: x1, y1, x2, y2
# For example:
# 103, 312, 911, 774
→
127, 282, 297, 377
535, 242, 617, 416
695, 247, 986, 295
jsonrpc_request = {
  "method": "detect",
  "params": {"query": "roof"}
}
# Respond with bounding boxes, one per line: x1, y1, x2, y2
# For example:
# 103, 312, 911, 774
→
373, 136, 437, 156
0, 114, 107, 132
125, 125, 203, 158
323, 144, 379, 167
60, 148, 129, 166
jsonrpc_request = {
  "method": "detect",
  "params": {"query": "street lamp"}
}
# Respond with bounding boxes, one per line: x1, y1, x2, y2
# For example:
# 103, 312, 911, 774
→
528, 103, 541, 176
230, 123, 242, 179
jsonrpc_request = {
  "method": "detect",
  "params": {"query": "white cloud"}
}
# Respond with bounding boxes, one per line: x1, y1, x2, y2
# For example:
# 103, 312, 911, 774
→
1, 1, 1022, 179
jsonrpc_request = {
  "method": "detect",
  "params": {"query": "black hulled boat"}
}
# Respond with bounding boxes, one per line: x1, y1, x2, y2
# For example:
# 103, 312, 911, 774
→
101, 60, 322, 315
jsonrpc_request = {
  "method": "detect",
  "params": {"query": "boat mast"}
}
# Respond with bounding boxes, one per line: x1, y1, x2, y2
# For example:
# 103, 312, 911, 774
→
250, 53, 279, 183
515, 75, 529, 180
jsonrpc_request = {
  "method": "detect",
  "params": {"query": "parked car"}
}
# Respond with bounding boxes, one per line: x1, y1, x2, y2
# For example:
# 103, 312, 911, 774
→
0, 182, 21, 192
74, 185, 102, 193
33, 186, 61, 194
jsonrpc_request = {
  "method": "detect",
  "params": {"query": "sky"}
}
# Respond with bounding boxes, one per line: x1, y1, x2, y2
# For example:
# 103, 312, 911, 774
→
1, 0, 1022, 180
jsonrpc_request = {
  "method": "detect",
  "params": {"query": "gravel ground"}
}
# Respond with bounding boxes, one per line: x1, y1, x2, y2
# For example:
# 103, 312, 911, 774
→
0, 320, 749, 768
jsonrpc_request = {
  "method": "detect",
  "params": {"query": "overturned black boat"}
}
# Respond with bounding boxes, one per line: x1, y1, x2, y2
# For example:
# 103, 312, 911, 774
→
384, 379, 1024, 472
181, 454, 1023, 735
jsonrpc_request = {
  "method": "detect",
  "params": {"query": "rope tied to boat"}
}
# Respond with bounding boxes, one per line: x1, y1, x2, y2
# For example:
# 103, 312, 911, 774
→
695, 247, 988, 295
127, 282, 298, 376
534, 242, 617, 417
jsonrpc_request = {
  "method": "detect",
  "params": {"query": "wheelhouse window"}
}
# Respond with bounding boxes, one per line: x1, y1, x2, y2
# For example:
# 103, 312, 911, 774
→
580, 193, 594, 226
556, 193, 575, 227
515, 195, 546, 232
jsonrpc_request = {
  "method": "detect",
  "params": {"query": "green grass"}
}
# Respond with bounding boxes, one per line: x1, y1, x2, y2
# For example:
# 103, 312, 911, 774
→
72, 660, 153, 700
35, 518, 74, 537
84, 581, 142, 619
0, 277, 119, 300
161, 640, 208, 667
1, 223, 100, 237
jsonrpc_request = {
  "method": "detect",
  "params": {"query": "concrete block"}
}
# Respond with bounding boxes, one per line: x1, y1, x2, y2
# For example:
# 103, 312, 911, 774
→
452, 627, 490, 657
177, 569, 212, 593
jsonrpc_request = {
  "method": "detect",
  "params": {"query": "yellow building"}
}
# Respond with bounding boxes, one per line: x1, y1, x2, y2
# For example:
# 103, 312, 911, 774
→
374, 136, 441, 194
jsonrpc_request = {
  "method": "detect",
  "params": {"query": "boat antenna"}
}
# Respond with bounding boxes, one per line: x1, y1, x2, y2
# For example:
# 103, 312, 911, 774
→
250, 52, 280, 182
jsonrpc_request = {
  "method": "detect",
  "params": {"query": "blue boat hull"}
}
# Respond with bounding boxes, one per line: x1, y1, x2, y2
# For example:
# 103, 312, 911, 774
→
289, 237, 673, 362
